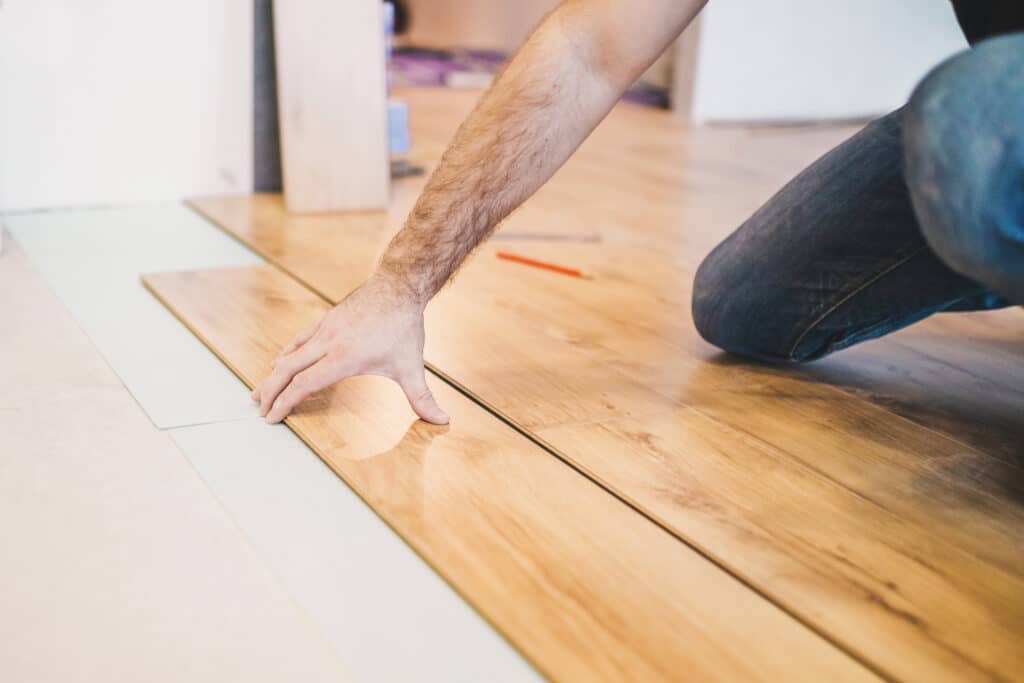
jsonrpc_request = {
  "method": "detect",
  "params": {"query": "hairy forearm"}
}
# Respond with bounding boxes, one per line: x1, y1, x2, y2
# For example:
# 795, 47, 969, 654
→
378, 8, 614, 302
378, 0, 705, 304
257, 1, 705, 423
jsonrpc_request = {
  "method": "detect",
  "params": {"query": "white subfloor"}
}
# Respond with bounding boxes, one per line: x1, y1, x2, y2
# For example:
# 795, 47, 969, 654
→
3, 205, 539, 682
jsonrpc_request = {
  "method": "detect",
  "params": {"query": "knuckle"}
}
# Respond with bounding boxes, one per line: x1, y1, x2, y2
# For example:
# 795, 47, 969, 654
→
277, 391, 301, 415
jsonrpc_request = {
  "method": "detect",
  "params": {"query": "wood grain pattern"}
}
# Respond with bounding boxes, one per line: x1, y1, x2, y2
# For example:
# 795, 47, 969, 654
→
273, 0, 389, 211
187, 87, 1024, 681
142, 264, 874, 683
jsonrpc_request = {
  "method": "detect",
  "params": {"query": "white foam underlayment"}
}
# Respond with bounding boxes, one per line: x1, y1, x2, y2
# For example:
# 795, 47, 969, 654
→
6, 205, 539, 682
6, 204, 262, 429
172, 420, 540, 683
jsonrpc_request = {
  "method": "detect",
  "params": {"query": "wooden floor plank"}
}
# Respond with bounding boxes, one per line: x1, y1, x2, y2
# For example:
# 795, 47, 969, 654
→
143, 265, 874, 683
186, 87, 1024, 681
188, 195, 1024, 683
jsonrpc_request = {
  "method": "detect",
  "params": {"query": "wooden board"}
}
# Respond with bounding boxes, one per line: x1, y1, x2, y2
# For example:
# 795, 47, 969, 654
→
185, 88, 1024, 682
273, 0, 389, 212
143, 264, 875, 683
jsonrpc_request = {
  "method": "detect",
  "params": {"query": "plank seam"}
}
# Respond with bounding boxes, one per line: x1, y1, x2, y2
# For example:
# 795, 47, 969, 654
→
141, 273, 556, 682
182, 200, 896, 682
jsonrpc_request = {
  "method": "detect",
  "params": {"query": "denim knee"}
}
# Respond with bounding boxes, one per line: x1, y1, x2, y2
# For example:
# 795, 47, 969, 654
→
904, 34, 1024, 302
692, 239, 798, 363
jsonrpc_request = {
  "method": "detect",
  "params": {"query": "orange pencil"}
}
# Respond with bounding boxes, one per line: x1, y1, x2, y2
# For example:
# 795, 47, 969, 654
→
496, 251, 591, 279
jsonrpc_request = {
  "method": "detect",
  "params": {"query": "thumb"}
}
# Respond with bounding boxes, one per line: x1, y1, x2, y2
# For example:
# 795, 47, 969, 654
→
398, 368, 450, 425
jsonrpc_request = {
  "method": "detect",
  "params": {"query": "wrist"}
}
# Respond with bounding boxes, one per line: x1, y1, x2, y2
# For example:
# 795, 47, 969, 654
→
367, 264, 429, 312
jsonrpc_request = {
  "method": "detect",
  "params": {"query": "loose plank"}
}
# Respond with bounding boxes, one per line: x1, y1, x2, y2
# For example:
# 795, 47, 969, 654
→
273, 0, 389, 211
142, 264, 873, 683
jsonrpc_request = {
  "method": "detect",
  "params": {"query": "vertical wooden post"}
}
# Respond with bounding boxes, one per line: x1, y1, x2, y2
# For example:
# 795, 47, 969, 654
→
670, 17, 702, 123
273, 0, 390, 212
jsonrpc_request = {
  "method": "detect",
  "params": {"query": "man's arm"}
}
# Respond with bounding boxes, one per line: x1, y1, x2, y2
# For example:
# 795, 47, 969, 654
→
256, 0, 706, 424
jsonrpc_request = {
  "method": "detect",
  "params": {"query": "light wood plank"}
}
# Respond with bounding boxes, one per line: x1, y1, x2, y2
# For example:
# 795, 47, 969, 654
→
143, 264, 875, 683
187, 87, 1024, 681
273, 0, 389, 212
192, 192, 1024, 680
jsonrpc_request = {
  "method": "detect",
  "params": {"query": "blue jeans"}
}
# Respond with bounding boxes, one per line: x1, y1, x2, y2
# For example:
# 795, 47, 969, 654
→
692, 33, 1023, 362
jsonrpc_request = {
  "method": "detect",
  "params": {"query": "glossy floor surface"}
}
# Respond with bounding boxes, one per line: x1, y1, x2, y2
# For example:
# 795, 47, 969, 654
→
5, 84, 1021, 681
174, 87, 1024, 681
145, 264, 876, 682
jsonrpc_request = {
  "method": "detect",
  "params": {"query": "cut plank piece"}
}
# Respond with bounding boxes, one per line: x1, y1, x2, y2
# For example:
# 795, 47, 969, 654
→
142, 264, 875, 683
186, 113, 1024, 683
273, 0, 389, 211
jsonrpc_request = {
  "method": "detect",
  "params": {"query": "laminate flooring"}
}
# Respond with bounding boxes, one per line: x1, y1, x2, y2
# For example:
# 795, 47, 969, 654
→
179, 88, 1022, 680
143, 264, 875, 683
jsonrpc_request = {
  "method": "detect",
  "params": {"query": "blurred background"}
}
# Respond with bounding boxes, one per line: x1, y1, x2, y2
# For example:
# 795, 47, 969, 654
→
0, 0, 966, 213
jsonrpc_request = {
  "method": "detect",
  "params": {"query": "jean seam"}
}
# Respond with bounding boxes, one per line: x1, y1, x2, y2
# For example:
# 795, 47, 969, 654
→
787, 244, 929, 359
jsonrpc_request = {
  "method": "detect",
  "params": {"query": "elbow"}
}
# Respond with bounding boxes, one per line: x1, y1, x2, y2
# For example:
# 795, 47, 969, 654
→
553, 0, 708, 92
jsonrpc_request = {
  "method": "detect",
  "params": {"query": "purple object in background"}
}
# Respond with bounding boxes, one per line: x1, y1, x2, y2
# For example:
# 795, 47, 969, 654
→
391, 47, 505, 88
390, 46, 668, 108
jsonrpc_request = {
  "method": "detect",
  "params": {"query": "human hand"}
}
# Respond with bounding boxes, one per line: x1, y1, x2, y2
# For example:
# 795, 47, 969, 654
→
252, 274, 449, 425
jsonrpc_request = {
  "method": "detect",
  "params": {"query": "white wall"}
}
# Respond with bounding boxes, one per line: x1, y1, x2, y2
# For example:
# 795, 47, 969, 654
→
0, 1, 976, 211
692, 0, 968, 122
0, 1, 252, 212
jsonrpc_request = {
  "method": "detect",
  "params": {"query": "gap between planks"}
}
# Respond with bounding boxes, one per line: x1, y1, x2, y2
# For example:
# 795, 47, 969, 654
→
182, 192, 1024, 683
153, 256, 895, 682
142, 265, 879, 683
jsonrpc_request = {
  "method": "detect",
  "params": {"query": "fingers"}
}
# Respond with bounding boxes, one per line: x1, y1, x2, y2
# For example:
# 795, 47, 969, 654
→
257, 343, 325, 417
280, 321, 321, 357
259, 359, 449, 425
255, 322, 322, 403
398, 368, 450, 425
264, 361, 342, 424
